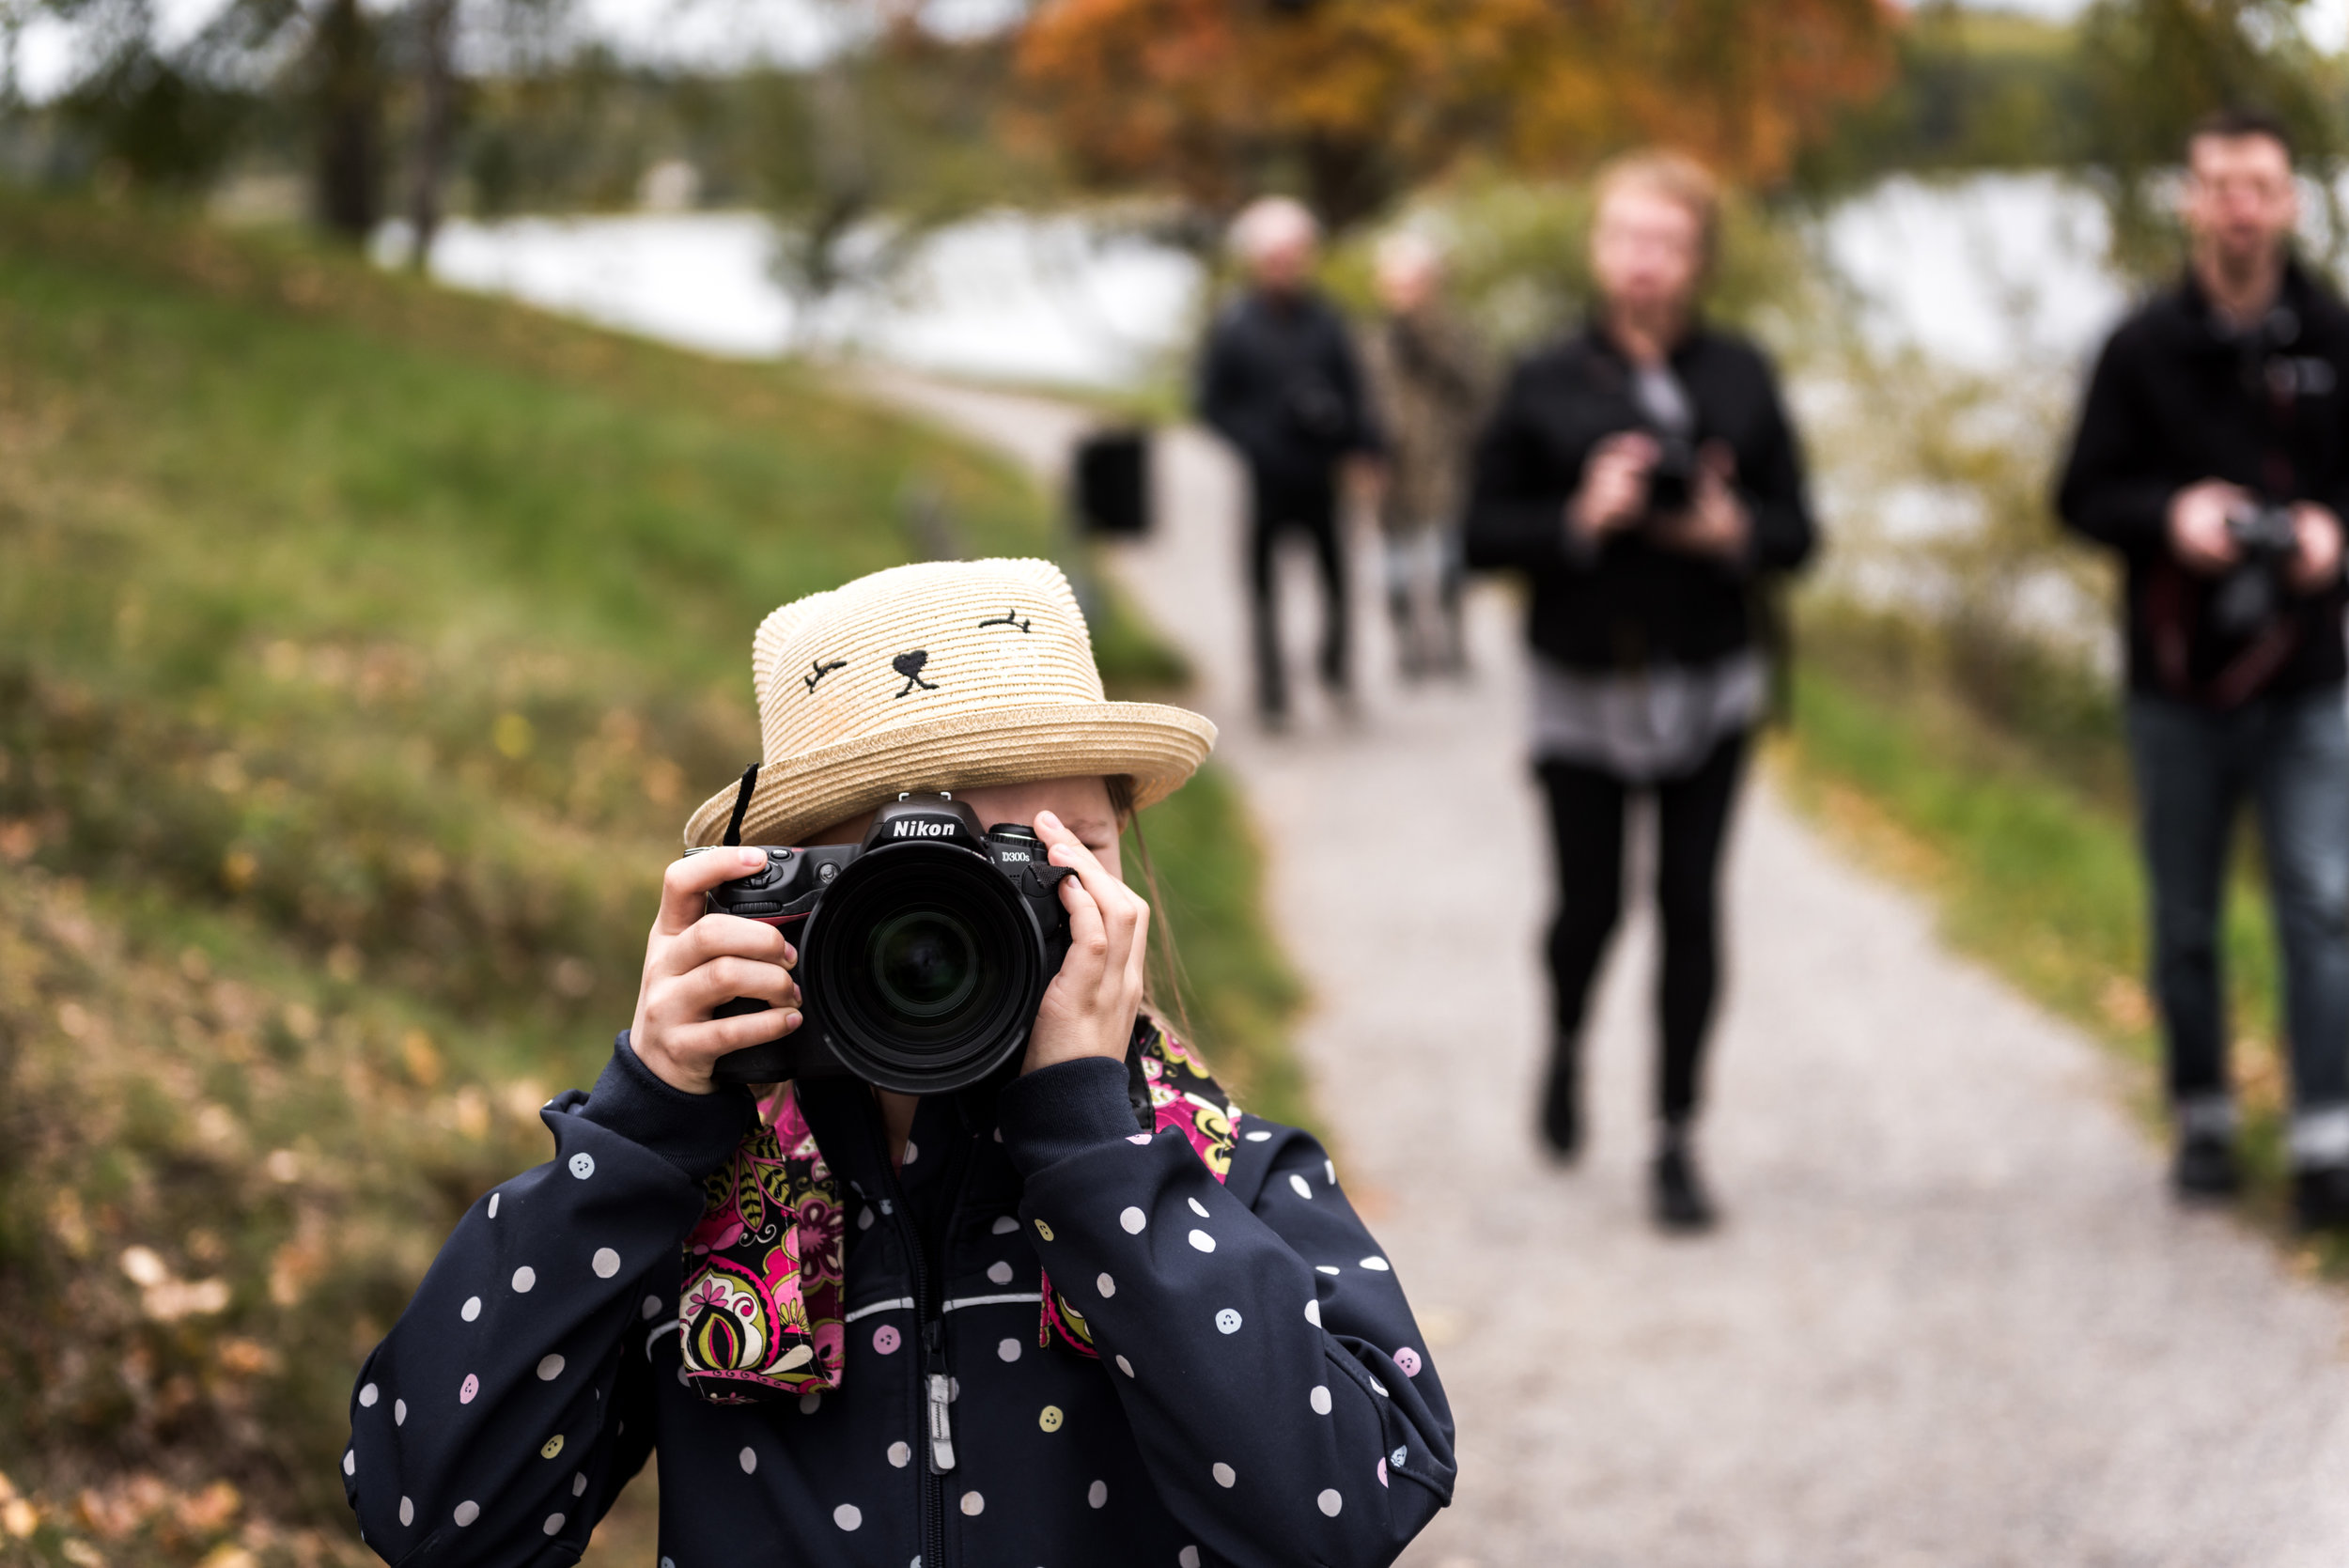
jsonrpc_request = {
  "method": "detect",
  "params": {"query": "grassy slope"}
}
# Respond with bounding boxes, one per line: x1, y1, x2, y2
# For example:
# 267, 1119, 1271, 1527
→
1779, 637, 2324, 1261
0, 194, 1300, 1568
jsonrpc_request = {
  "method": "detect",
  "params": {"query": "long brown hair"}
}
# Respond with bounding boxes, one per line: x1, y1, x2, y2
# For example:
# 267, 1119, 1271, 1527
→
1108, 774, 1199, 1049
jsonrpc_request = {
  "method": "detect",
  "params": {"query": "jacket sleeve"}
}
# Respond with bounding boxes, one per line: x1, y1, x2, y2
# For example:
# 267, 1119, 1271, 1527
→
1741, 356, 1817, 577
2056, 327, 2175, 552
1462, 359, 1579, 573
342, 1036, 754, 1567
1196, 315, 1247, 453
999, 1059, 1455, 1568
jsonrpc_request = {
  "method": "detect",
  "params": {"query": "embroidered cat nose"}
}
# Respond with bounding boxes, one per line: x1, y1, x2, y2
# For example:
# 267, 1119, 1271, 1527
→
892, 649, 940, 698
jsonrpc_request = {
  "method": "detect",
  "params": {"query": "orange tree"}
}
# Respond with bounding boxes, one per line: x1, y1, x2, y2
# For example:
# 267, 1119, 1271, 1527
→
1013, 0, 1897, 228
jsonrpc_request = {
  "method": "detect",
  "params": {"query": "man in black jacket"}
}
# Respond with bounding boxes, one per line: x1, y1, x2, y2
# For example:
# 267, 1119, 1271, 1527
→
1465, 152, 1816, 1230
2056, 108, 2349, 1229
1198, 196, 1382, 728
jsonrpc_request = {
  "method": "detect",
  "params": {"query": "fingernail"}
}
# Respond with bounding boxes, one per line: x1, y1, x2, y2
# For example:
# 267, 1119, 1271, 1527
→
741, 847, 767, 864
781, 1010, 801, 1033
782, 943, 799, 966
1037, 811, 1061, 831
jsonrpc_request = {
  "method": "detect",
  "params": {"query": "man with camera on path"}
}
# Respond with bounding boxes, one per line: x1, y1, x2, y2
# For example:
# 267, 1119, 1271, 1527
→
2058, 108, 2349, 1230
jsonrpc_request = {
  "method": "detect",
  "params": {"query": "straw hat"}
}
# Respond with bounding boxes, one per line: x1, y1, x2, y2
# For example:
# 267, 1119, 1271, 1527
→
682, 558, 1217, 848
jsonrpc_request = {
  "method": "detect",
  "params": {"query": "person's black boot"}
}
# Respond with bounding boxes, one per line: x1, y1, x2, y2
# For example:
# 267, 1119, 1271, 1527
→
2294, 1164, 2349, 1232
1651, 1125, 1717, 1234
2172, 1131, 2241, 1203
1538, 1040, 1582, 1162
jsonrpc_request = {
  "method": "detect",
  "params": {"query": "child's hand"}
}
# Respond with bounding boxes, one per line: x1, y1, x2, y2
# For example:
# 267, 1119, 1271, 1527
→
629, 847, 801, 1094
1025, 809, 1149, 1073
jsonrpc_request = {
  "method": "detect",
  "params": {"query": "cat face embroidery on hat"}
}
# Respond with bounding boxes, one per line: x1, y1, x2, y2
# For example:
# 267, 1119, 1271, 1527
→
681, 558, 1218, 850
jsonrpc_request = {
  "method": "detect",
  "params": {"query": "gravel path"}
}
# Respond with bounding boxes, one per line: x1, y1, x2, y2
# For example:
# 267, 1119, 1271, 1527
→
862, 372, 2349, 1568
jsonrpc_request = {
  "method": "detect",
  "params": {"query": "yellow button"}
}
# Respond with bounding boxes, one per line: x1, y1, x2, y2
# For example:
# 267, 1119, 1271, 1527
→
540, 1435, 565, 1460
1034, 1219, 1055, 1241
1038, 1405, 1065, 1433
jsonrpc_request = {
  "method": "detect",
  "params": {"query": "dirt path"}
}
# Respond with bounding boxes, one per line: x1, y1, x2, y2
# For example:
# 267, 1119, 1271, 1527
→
862, 371, 2349, 1568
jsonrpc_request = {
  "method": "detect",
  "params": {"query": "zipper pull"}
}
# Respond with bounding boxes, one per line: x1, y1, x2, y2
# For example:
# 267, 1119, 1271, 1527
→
925, 1321, 957, 1473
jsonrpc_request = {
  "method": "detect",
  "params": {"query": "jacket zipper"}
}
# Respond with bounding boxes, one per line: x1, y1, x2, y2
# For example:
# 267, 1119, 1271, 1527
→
877, 1136, 950, 1568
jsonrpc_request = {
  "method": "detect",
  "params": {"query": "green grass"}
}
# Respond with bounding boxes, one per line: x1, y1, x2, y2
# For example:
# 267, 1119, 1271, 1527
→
1780, 627, 2323, 1260
0, 191, 1301, 1567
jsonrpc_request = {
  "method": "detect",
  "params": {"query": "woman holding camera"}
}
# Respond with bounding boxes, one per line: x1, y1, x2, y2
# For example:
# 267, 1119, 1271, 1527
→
1464, 151, 1817, 1231
341, 558, 1454, 1567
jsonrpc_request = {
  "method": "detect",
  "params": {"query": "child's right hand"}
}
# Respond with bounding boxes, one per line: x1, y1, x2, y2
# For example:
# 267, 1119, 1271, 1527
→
629, 847, 802, 1094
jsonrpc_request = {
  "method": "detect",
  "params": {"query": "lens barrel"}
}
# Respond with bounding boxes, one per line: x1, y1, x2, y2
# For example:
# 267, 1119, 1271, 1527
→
801, 840, 1047, 1094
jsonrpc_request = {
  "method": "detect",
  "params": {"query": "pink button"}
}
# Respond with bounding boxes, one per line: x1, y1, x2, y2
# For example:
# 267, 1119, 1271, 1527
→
1393, 1347, 1423, 1377
872, 1325, 902, 1355
459, 1373, 479, 1404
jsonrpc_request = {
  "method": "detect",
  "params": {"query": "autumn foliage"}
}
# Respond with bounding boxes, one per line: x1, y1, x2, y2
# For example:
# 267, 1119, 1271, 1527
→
1014, 0, 1897, 225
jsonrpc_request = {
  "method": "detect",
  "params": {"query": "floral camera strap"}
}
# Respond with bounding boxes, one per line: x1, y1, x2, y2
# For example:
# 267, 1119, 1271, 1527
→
677, 1017, 1238, 1404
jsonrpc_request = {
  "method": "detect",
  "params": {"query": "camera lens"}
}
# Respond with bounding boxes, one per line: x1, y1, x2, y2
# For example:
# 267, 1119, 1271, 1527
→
867, 909, 981, 1020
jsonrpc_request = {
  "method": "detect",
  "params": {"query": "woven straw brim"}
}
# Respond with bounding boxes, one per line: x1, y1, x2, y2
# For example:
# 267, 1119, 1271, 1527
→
682, 700, 1217, 849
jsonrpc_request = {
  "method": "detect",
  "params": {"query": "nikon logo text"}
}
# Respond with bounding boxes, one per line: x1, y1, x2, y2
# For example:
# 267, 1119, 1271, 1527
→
892, 820, 957, 839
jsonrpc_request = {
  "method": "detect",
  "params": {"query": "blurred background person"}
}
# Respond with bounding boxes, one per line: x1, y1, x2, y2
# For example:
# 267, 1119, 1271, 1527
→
1361, 230, 1487, 681
1465, 150, 1817, 1232
2055, 108, 2349, 1231
1198, 196, 1383, 730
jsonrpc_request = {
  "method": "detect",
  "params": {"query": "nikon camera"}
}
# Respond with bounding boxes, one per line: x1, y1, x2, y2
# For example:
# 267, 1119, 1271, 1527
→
695, 795, 1073, 1094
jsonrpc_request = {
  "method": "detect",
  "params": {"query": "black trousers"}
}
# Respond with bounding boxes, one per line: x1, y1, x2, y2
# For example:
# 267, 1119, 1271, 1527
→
1537, 732, 1749, 1126
1247, 469, 1348, 716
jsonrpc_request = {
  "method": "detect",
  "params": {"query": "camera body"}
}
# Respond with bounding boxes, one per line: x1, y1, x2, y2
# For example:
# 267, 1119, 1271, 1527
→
700, 795, 1073, 1094
2214, 499, 2302, 638
1641, 424, 1701, 516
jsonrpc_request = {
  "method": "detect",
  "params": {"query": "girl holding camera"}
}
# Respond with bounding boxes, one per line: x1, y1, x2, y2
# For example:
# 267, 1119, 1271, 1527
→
1465, 151, 1818, 1230
341, 558, 1454, 1567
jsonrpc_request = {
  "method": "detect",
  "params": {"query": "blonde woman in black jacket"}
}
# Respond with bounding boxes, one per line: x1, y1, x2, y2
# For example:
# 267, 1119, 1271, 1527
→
341, 559, 1455, 1567
1466, 151, 1817, 1230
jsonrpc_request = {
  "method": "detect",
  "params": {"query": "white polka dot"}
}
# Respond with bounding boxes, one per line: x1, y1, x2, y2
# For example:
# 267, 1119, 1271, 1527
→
1187, 1229, 1215, 1252
1315, 1265, 1341, 1276
998, 1338, 1022, 1362
901, 1140, 918, 1165
641, 1295, 661, 1319
833, 1504, 863, 1531
858, 1207, 875, 1230
342, 1450, 355, 1476
888, 1441, 911, 1467
568, 1153, 595, 1180
592, 1248, 621, 1279
572, 1473, 588, 1498
1317, 1489, 1344, 1517
1215, 1308, 1242, 1334
1305, 1299, 1322, 1327
1212, 1462, 1236, 1488
394, 1399, 407, 1425
1244, 1129, 1272, 1142
359, 1382, 379, 1407
1119, 1205, 1146, 1234
511, 1266, 537, 1294
1088, 1479, 1108, 1508
1187, 1197, 1210, 1218
542, 1514, 565, 1536
1115, 1354, 1135, 1377
991, 1215, 1019, 1234
487, 1193, 501, 1219
1179, 1547, 1202, 1568
1310, 1385, 1332, 1414
1127, 1133, 1151, 1145
461, 1296, 481, 1322
949, 1376, 962, 1402
398, 1497, 413, 1527
537, 1354, 565, 1381
959, 1491, 985, 1516
1391, 1445, 1408, 1467
799, 1390, 822, 1415
739, 1446, 757, 1473
1325, 1159, 1337, 1185
1360, 1256, 1391, 1271
987, 1260, 1014, 1284
1096, 1272, 1116, 1298
1288, 1173, 1314, 1200
453, 1501, 480, 1528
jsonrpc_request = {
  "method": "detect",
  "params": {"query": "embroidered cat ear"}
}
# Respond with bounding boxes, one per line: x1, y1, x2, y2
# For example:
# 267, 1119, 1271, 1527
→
977, 608, 1032, 634
891, 649, 940, 698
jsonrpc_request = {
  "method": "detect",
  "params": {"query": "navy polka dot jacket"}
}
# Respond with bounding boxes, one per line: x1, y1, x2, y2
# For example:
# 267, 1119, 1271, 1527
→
344, 1034, 1457, 1566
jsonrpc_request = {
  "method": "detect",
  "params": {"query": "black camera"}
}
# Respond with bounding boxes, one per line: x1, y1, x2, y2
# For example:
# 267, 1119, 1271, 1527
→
698, 795, 1073, 1094
1642, 426, 1701, 515
2214, 499, 2301, 638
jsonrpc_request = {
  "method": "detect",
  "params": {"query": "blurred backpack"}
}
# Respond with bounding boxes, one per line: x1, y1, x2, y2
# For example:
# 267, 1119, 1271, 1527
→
1072, 427, 1152, 538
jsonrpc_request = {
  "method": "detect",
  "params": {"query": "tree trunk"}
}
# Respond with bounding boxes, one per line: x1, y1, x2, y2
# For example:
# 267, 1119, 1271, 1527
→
313, 0, 383, 243
406, 0, 457, 270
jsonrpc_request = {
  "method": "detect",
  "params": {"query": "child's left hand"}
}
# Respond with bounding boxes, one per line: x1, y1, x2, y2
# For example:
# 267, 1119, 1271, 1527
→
1024, 808, 1150, 1073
